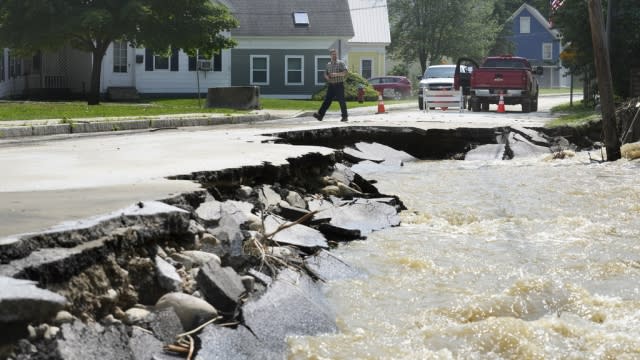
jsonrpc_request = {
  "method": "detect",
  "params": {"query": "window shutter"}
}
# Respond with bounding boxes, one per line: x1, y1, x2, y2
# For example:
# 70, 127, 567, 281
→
188, 56, 196, 71
145, 49, 153, 71
213, 52, 222, 72
170, 48, 179, 71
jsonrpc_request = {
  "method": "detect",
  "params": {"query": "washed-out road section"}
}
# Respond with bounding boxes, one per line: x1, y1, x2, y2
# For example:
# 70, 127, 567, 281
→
0, 95, 577, 238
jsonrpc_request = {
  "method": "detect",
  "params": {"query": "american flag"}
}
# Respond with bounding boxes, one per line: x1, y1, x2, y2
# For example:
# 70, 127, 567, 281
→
551, 0, 565, 12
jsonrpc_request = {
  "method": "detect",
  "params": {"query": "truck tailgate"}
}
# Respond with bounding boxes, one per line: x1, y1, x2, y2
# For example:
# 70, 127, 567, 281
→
472, 68, 526, 89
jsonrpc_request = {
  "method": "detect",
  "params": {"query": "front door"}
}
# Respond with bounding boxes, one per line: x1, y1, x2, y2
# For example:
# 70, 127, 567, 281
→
106, 41, 134, 88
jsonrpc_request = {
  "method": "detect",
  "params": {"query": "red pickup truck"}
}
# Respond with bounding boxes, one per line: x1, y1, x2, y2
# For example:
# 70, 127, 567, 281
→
457, 55, 543, 113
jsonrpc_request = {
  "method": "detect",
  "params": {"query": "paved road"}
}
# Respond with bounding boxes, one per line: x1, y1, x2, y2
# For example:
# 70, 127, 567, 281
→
0, 94, 581, 238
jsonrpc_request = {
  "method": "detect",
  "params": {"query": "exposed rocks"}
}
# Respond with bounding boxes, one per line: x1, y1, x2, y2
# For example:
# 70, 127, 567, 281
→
197, 269, 338, 360
56, 321, 132, 360
155, 292, 217, 330
195, 261, 245, 316
0, 148, 406, 359
155, 256, 183, 292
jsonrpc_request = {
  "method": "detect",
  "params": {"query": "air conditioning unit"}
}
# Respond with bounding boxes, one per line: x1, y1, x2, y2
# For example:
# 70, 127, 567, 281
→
197, 59, 212, 71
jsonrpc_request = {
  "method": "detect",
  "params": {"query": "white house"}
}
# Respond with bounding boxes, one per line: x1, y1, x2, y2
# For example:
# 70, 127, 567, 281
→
0, 0, 357, 100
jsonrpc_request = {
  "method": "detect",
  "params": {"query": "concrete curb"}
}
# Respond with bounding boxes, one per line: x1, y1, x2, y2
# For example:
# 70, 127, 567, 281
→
0, 113, 274, 139
0, 102, 419, 139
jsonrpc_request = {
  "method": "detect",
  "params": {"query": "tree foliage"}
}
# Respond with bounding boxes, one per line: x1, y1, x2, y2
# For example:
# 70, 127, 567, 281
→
0, 0, 239, 104
553, 0, 640, 99
388, 0, 498, 74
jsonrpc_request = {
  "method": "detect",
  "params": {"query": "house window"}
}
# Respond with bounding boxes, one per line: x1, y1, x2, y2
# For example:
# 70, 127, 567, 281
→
250, 55, 269, 85
361, 59, 373, 79
542, 43, 553, 60
293, 12, 309, 26
113, 41, 128, 73
315, 56, 331, 85
145, 48, 178, 71
285, 56, 304, 85
8, 51, 21, 78
188, 51, 222, 72
154, 54, 169, 70
520, 16, 530, 34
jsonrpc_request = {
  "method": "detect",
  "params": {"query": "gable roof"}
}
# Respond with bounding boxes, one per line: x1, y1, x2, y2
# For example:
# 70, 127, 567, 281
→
348, 0, 391, 44
225, 0, 354, 38
507, 3, 560, 39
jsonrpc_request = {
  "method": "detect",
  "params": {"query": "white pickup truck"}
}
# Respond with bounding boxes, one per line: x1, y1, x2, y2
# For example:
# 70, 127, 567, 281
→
417, 64, 457, 110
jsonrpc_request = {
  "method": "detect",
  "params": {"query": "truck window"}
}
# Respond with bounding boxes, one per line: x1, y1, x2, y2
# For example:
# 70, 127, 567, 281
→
482, 59, 527, 68
424, 67, 455, 78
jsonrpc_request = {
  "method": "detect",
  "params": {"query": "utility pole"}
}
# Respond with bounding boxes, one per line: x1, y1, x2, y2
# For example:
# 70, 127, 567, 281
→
588, 0, 621, 161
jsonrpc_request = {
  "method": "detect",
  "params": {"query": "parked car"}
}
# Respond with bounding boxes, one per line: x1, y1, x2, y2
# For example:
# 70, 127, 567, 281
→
367, 76, 412, 99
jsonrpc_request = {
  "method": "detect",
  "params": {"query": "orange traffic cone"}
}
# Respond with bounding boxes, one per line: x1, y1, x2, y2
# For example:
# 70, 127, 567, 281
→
497, 94, 505, 113
376, 92, 386, 114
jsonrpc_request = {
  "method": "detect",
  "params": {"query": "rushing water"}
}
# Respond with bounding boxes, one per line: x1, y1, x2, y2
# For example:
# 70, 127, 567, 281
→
288, 151, 640, 359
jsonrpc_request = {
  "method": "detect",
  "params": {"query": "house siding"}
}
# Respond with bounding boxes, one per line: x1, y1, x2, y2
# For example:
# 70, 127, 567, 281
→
100, 43, 232, 96
508, 5, 568, 88
347, 49, 386, 78
231, 49, 329, 98
511, 9, 560, 64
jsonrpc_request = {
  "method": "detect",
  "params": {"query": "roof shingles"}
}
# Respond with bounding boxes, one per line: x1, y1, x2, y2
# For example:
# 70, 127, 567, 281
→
226, 0, 354, 38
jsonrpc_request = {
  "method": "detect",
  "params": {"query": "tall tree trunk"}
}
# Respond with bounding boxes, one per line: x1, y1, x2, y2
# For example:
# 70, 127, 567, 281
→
88, 49, 104, 105
588, 0, 621, 161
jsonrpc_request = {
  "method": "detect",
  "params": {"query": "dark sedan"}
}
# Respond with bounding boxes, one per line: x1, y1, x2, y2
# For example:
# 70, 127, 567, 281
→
367, 76, 412, 99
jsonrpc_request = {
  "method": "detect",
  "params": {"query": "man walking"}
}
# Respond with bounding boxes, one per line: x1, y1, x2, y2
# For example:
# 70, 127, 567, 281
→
314, 49, 349, 122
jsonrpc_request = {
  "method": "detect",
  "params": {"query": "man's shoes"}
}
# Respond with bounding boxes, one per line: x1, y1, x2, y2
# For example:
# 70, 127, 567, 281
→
313, 113, 323, 121
341, 117, 348, 122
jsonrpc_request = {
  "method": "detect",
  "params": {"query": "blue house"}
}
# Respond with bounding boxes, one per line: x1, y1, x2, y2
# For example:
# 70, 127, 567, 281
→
506, 3, 568, 88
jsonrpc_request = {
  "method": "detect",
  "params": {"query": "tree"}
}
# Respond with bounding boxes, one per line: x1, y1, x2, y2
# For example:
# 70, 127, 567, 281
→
388, 0, 498, 74
553, 0, 640, 99
0, 0, 239, 105
552, 0, 596, 103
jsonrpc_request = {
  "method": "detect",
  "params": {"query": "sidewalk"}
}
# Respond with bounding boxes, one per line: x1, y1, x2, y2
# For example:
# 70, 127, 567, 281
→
0, 102, 416, 139
0, 110, 296, 139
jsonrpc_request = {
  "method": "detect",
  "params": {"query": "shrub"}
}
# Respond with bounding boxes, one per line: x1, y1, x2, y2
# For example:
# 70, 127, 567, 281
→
312, 72, 379, 101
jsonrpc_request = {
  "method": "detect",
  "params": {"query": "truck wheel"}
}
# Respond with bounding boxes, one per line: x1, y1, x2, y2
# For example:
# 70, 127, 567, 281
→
418, 98, 424, 110
470, 98, 480, 112
532, 96, 538, 112
521, 99, 531, 113
481, 102, 489, 111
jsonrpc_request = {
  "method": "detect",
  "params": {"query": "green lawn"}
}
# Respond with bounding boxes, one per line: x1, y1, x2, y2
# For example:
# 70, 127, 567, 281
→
539, 87, 582, 95
0, 97, 409, 122
547, 101, 600, 127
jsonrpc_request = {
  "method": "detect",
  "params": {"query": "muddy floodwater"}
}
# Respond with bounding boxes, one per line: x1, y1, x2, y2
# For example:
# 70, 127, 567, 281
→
288, 151, 640, 359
